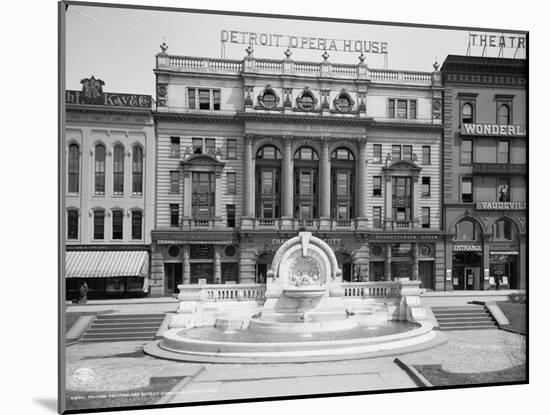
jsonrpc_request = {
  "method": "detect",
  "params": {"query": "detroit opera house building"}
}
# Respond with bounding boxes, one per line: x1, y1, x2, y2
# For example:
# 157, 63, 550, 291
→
148, 44, 447, 297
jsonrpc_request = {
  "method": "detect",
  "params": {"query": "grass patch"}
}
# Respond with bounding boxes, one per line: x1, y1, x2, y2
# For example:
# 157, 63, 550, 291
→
497, 302, 526, 334
65, 313, 87, 333
65, 377, 182, 411
414, 364, 526, 386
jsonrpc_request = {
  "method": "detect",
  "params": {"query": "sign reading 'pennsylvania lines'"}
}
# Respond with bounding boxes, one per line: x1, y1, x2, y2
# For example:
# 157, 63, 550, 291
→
221, 30, 388, 54
476, 201, 526, 210
461, 123, 526, 137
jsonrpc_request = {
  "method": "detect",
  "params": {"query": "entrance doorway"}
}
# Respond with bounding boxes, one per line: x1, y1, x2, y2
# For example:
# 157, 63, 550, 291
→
452, 252, 482, 290
164, 263, 182, 295
419, 261, 434, 289
336, 252, 354, 282
369, 261, 385, 281
256, 253, 274, 283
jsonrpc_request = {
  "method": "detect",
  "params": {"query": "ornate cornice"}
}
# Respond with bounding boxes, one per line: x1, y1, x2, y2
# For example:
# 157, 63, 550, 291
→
67, 104, 152, 117
368, 121, 444, 132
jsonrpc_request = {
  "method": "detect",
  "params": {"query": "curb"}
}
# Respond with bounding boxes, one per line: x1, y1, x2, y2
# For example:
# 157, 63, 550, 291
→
394, 358, 433, 388
154, 366, 206, 405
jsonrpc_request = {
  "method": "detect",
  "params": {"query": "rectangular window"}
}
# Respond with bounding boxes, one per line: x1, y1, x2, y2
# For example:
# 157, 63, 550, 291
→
213, 90, 221, 110
188, 89, 196, 109
498, 140, 510, 164
67, 210, 78, 240
170, 171, 180, 193
373, 176, 382, 196
93, 210, 104, 240
422, 177, 431, 197
170, 136, 180, 157
227, 139, 237, 159
403, 145, 413, 161
392, 145, 401, 161
227, 172, 236, 194
112, 210, 123, 240
388, 99, 395, 118
131, 210, 142, 240
263, 202, 273, 219
422, 146, 431, 165
498, 178, 511, 202
409, 100, 417, 119
373, 207, 382, 229
170, 204, 179, 227
336, 172, 349, 196
227, 204, 236, 227
192, 138, 203, 154
299, 172, 312, 195
422, 207, 430, 228
262, 170, 274, 194
397, 100, 408, 118
373, 144, 382, 163
199, 89, 210, 110
205, 138, 216, 155
461, 177, 473, 203
460, 139, 473, 164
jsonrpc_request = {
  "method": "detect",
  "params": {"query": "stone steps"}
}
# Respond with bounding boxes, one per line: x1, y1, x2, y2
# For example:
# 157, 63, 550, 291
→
80, 313, 166, 342
432, 306, 497, 331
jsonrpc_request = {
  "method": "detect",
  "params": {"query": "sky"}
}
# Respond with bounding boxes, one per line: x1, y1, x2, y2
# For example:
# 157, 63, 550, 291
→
64, 3, 527, 97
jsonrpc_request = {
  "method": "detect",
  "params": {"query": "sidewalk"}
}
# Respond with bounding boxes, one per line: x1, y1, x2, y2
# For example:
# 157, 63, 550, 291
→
65, 297, 179, 314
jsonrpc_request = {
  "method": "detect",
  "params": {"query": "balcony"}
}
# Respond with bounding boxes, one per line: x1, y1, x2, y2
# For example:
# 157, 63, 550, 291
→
180, 218, 220, 230
472, 163, 527, 175
384, 220, 416, 230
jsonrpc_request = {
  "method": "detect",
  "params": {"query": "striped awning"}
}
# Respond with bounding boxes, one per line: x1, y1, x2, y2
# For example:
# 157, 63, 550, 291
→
66, 250, 149, 279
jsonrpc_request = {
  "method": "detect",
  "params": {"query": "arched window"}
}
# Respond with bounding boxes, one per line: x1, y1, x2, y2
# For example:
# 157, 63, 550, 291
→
68, 143, 80, 193
455, 219, 478, 241
67, 209, 79, 240
132, 145, 143, 195
462, 103, 473, 124
94, 144, 106, 194
294, 147, 319, 219
493, 219, 516, 241
256, 145, 281, 218
131, 210, 143, 240
113, 144, 125, 195
93, 209, 105, 240
499, 104, 511, 125
331, 147, 355, 220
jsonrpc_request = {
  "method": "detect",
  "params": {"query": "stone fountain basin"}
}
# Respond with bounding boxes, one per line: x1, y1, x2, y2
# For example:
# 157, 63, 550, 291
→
283, 286, 326, 298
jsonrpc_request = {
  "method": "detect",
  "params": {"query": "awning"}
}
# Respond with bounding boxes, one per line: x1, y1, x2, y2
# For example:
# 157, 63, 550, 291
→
66, 251, 149, 279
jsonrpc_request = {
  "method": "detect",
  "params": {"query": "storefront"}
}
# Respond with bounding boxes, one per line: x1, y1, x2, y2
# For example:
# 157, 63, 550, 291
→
451, 244, 483, 290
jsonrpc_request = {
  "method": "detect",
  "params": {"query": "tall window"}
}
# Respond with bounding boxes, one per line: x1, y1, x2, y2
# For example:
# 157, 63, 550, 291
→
227, 204, 236, 227
93, 209, 105, 240
462, 102, 474, 124
199, 89, 210, 110
132, 145, 143, 195
170, 136, 180, 157
192, 173, 215, 218
205, 138, 216, 155
112, 210, 123, 240
498, 104, 511, 125
461, 177, 473, 203
373, 207, 382, 228
422, 207, 430, 228
131, 210, 142, 240
456, 220, 476, 241
392, 145, 401, 161
373, 144, 382, 163
113, 144, 124, 195
331, 148, 355, 220
403, 145, 412, 161
422, 177, 431, 197
498, 140, 510, 164
94, 144, 106, 194
256, 145, 281, 219
68, 143, 80, 193
409, 100, 417, 119
67, 209, 79, 240
392, 177, 412, 222
373, 176, 382, 196
422, 146, 431, 165
170, 204, 179, 227
397, 99, 407, 118
388, 99, 395, 118
226, 172, 236, 194
192, 138, 203, 154
170, 171, 180, 193
493, 219, 514, 240
294, 147, 319, 219
227, 139, 237, 159
213, 90, 221, 110
188, 89, 196, 109
460, 139, 473, 164
498, 178, 510, 202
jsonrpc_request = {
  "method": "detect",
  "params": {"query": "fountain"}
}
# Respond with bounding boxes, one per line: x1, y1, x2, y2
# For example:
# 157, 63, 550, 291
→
144, 232, 444, 363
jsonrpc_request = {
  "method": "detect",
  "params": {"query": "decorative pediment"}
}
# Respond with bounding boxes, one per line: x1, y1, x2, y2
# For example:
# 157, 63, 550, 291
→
181, 154, 225, 174
383, 159, 421, 173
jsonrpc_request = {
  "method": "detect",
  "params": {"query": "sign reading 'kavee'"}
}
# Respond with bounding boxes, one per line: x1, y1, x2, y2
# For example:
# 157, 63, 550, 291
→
461, 123, 526, 137
66, 76, 151, 108
476, 201, 527, 210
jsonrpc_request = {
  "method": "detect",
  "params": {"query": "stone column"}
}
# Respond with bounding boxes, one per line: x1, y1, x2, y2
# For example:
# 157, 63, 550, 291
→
519, 233, 526, 290
444, 235, 454, 291
319, 139, 331, 229
214, 248, 222, 284
183, 172, 192, 220
385, 244, 392, 281
412, 243, 419, 280
182, 245, 190, 284
411, 176, 419, 228
385, 176, 393, 230
242, 136, 255, 229
356, 137, 368, 229
281, 136, 294, 229
214, 171, 222, 227
482, 233, 491, 291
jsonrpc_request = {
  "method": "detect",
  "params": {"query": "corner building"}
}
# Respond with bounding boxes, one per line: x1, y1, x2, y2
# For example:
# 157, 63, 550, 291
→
150, 45, 445, 296
440, 55, 527, 290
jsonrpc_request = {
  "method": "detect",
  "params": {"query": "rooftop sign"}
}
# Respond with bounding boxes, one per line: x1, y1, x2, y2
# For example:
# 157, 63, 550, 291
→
66, 76, 151, 108
221, 30, 388, 54
461, 123, 526, 137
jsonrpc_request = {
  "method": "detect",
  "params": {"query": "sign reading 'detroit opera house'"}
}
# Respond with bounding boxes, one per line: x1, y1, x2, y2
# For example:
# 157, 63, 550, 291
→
221, 30, 388, 54
461, 123, 526, 137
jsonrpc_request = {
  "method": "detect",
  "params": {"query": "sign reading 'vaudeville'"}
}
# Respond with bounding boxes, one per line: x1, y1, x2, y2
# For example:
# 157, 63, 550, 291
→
221, 30, 388, 54
476, 201, 526, 210
461, 123, 526, 137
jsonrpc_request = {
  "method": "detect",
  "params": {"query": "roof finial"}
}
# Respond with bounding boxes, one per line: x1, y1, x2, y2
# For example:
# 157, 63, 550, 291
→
160, 37, 168, 53
284, 47, 292, 59
433, 57, 440, 71
358, 52, 366, 64
245, 44, 254, 56
322, 49, 329, 61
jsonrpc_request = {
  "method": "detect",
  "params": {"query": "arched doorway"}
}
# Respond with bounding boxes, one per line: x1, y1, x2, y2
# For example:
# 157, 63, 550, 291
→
452, 218, 483, 290
255, 145, 282, 220
490, 218, 520, 289
256, 252, 274, 283
336, 252, 354, 282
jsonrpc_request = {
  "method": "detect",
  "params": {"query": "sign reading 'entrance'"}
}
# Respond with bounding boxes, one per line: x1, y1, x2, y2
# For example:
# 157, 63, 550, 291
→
453, 244, 482, 252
